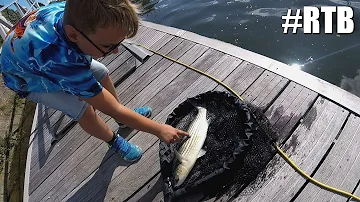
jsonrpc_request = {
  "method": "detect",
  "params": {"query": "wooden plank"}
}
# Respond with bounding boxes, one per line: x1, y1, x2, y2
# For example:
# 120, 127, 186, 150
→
62, 54, 243, 202
131, 25, 152, 42
28, 132, 105, 202
116, 39, 196, 104
273, 88, 318, 143
138, 29, 167, 48
30, 107, 66, 137
29, 107, 58, 169
31, 32, 180, 198
250, 74, 289, 110
96, 36, 182, 122
214, 67, 288, 112
35, 41, 208, 202
97, 45, 127, 66
241, 70, 289, 110
107, 48, 133, 75
148, 33, 174, 51
114, 36, 181, 100
126, 173, 164, 202
91, 141, 162, 202
128, 25, 148, 42
30, 108, 72, 170
265, 82, 303, 127
242, 71, 278, 101
38, 135, 115, 202
234, 97, 349, 202
135, 27, 166, 48
263, 82, 318, 144
295, 113, 360, 202
349, 174, 360, 201
30, 105, 56, 132
214, 62, 264, 96
279, 90, 318, 142
112, 57, 137, 86
29, 125, 100, 194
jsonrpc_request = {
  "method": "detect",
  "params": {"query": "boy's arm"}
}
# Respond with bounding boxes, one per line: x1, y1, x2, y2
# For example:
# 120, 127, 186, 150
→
82, 88, 189, 144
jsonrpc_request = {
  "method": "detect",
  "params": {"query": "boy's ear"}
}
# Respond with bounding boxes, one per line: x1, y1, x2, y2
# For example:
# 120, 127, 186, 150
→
64, 25, 80, 43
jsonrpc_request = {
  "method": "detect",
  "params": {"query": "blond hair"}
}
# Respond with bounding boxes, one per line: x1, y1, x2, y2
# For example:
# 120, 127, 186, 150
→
63, 0, 140, 38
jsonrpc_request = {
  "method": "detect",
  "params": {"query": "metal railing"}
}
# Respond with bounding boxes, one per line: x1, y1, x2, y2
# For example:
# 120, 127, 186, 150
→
0, 0, 40, 41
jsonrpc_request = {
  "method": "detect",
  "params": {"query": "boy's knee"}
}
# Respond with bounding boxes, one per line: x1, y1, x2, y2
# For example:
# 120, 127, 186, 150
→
103, 73, 111, 80
79, 105, 96, 121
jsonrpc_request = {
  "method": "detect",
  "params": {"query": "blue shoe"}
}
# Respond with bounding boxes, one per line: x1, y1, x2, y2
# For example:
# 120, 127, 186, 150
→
117, 106, 152, 128
108, 134, 142, 162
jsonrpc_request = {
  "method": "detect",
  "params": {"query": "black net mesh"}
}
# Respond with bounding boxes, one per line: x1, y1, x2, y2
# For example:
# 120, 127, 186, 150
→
159, 91, 279, 201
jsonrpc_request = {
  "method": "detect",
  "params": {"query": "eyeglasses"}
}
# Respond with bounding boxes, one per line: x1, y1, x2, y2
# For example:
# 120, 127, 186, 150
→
74, 27, 123, 57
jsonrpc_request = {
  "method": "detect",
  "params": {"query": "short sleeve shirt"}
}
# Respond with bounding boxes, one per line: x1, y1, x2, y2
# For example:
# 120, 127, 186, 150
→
0, 2, 102, 98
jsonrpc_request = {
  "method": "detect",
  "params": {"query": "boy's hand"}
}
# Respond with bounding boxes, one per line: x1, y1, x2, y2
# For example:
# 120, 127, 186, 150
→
157, 124, 190, 144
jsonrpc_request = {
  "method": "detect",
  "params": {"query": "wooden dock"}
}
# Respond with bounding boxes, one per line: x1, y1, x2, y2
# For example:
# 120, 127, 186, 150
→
24, 21, 360, 202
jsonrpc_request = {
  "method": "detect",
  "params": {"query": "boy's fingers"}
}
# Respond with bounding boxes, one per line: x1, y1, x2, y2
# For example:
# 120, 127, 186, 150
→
178, 129, 190, 137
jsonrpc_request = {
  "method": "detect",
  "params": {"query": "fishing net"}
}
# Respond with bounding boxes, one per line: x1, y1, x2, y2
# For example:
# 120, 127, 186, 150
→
159, 91, 278, 201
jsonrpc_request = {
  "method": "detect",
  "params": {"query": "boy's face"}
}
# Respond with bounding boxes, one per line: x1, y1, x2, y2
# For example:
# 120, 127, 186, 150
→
65, 25, 126, 59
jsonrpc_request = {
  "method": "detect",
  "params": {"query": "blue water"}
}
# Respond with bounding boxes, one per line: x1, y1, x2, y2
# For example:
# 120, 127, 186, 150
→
138, 0, 360, 97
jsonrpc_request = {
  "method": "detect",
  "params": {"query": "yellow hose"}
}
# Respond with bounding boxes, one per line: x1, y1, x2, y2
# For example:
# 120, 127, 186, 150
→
274, 144, 360, 201
129, 42, 360, 201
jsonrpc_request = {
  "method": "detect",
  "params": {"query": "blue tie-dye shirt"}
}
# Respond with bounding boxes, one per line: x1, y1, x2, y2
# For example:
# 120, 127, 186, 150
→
0, 2, 102, 98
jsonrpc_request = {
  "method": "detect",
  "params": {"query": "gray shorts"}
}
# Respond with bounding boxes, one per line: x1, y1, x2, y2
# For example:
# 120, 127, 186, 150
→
27, 59, 109, 121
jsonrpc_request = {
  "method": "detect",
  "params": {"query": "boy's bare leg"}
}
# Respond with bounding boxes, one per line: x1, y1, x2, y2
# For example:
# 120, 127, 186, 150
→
100, 74, 120, 103
78, 104, 113, 142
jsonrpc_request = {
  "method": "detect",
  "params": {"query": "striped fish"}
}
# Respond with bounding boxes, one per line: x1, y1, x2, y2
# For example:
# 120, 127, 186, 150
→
174, 106, 210, 187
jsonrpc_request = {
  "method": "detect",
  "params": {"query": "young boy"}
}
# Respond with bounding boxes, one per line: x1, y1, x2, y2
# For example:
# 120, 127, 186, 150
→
0, 0, 189, 163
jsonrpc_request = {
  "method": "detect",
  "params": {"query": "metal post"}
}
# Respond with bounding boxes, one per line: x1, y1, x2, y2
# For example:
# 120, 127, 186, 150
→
26, 0, 39, 10
14, 2, 26, 17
